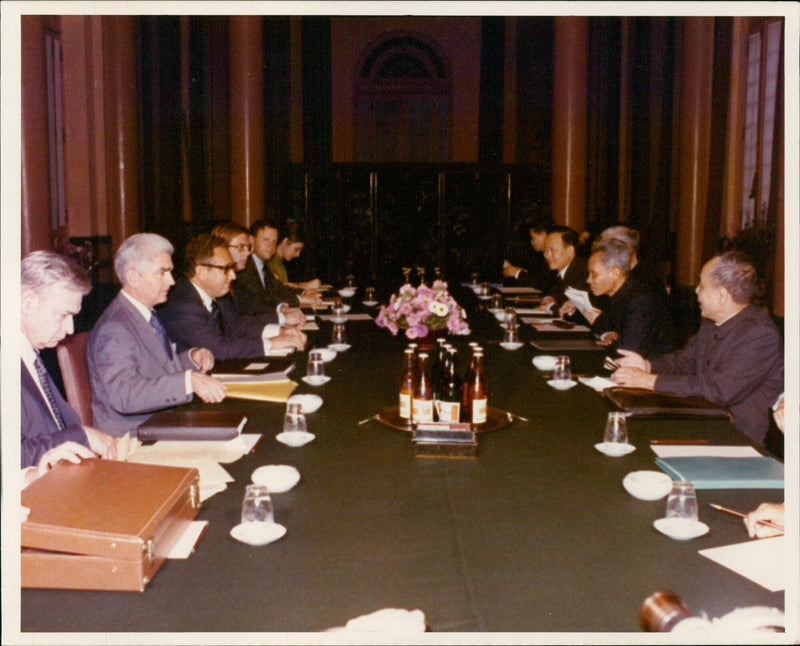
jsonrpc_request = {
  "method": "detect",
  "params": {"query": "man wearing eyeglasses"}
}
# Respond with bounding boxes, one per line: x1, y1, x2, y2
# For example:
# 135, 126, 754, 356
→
88, 233, 227, 435
158, 233, 307, 362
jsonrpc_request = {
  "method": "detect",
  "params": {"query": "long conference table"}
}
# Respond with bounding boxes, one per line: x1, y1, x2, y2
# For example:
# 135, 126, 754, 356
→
20, 288, 786, 636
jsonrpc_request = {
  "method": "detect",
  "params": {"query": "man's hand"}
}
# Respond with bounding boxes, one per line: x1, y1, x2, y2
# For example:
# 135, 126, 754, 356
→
299, 289, 322, 308
536, 297, 556, 313
190, 347, 215, 372
616, 348, 650, 371
596, 331, 619, 346
581, 306, 603, 325
24, 441, 97, 488
83, 427, 118, 460
612, 366, 657, 390
745, 502, 784, 538
503, 263, 521, 279
271, 328, 307, 351
282, 307, 306, 327
558, 301, 577, 317
190, 372, 227, 402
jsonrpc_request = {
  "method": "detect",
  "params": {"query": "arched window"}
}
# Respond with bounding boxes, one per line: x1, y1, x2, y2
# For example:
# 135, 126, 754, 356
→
355, 31, 452, 162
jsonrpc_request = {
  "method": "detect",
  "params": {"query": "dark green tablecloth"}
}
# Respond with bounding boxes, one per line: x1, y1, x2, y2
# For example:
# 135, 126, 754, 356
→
20, 298, 784, 634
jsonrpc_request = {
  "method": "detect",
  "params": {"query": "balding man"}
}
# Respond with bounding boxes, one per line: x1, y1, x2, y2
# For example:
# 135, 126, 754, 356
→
88, 233, 227, 436
613, 251, 783, 443
21, 251, 117, 471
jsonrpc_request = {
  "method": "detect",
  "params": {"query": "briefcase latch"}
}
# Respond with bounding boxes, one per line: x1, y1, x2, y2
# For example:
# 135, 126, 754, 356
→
142, 538, 155, 565
190, 481, 200, 509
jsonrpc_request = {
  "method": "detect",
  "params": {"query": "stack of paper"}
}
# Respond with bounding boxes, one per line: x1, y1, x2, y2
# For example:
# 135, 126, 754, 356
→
699, 537, 784, 591
224, 379, 298, 403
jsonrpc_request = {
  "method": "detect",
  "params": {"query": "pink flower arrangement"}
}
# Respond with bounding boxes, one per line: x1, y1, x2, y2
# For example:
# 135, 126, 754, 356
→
376, 280, 470, 339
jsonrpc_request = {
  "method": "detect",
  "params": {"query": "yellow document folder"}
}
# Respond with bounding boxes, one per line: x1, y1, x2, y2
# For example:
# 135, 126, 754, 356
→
222, 379, 298, 403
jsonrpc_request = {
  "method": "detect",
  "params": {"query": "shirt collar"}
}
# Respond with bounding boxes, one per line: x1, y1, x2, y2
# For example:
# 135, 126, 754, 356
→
190, 281, 214, 311
121, 288, 155, 321
558, 259, 572, 280
21, 336, 38, 365
715, 305, 748, 327
252, 255, 265, 274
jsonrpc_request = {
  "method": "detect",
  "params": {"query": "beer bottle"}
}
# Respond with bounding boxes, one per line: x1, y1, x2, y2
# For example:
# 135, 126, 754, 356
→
461, 342, 481, 421
469, 350, 488, 429
412, 353, 434, 423
399, 348, 416, 424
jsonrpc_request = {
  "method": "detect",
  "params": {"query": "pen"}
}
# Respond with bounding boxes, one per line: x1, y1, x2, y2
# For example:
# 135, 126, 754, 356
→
650, 439, 710, 445
709, 503, 784, 531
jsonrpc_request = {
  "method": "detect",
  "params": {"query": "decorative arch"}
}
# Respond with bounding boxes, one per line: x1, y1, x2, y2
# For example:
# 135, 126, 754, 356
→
354, 31, 452, 162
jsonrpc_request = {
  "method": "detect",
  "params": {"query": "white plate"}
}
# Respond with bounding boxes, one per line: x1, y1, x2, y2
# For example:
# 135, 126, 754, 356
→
251, 465, 301, 493
328, 343, 351, 352
594, 442, 636, 456
547, 379, 577, 391
622, 470, 673, 500
230, 522, 287, 546
500, 341, 524, 351
653, 518, 710, 540
362, 300, 379, 307
287, 393, 323, 413
338, 288, 356, 297
477, 294, 493, 300
276, 431, 316, 447
532, 355, 557, 371
302, 375, 331, 386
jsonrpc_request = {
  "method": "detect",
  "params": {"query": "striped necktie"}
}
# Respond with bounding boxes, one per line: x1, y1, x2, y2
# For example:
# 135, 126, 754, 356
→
149, 311, 174, 360
210, 300, 225, 335
34, 352, 67, 430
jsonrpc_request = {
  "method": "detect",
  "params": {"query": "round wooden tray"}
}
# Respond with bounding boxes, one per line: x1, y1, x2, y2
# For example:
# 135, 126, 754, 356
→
376, 406, 512, 434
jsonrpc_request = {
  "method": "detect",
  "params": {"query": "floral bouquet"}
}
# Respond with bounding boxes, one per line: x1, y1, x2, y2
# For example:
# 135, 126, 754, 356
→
375, 280, 470, 339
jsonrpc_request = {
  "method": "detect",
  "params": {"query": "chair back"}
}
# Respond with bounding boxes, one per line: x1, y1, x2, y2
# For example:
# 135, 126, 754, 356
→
55, 332, 93, 426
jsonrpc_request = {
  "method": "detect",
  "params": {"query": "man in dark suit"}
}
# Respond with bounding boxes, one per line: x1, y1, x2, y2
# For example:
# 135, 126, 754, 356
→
20, 250, 117, 470
586, 238, 675, 358
158, 233, 306, 360
88, 233, 227, 435
502, 217, 555, 292
597, 225, 668, 298
614, 251, 783, 444
236, 218, 321, 310
535, 226, 597, 322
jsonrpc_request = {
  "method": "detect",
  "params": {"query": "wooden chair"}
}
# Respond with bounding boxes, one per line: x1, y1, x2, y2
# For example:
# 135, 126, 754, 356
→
55, 332, 93, 426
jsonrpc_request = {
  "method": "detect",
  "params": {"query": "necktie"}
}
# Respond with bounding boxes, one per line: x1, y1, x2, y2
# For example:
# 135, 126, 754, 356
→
150, 311, 174, 360
210, 300, 225, 335
34, 352, 67, 430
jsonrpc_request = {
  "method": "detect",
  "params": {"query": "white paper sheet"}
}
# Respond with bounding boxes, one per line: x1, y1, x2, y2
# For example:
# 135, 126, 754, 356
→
516, 309, 553, 316
578, 376, 616, 392
699, 537, 784, 591
127, 435, 261, 465
650, 445, 762, 458
166, 521, 209, 558
564, 286, 593, 313
530, 321, 591, 333
265, 348, 294, 356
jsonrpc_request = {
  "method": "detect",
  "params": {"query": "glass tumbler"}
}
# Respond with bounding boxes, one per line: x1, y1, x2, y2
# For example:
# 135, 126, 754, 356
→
665, 481, 699, 522
241, 484, 274, 524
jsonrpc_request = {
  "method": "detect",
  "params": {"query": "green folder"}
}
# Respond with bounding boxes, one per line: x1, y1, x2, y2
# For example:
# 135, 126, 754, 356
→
655, 456, 784, 489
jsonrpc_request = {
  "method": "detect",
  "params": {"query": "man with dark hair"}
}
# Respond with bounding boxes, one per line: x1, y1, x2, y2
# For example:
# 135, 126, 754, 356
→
587, 238, 675, 357
21, 250, 117, 470
613, 251, 783, 443
236, 218, 321, 309
88, 233, 227, 435
158, 234, 306, 360
536, 226, 595, 320
597, 224, 667, 297
502, 217, 555, 292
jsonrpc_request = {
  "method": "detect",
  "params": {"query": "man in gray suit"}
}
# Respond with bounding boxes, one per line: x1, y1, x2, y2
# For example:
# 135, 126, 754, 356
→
88, 233, 227, 436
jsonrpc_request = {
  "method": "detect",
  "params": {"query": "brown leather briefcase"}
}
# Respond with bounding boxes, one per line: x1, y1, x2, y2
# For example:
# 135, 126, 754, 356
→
21, 459, 200, 592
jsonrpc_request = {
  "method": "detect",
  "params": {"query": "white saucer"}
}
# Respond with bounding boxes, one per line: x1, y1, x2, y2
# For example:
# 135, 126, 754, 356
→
230, 522, 287, 546
276, 431, 316, 447
594, 442, 636, 456
338, 288, 356, 297
302, 375, 331, 386
328, 343, 351, 352
251, 465, 301, 493
653, 517, 710, 540
532, 355, 557, 371
489, 308, 504, 315
500, 341, 524, 351
362, 300, 379, 307
287, 393, 323, 413
623, 470, 672, 500
331, 316, 348, 323
477, 294, 493, 300
547, 379, 577, 391
311, 348, 337, 362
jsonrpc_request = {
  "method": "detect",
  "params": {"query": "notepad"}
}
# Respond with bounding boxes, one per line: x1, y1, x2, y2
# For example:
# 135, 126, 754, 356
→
654, 456, 784, 489
699, 537, 784, 591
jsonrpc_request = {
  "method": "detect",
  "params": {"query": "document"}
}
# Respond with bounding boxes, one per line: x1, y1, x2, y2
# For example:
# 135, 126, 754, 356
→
564, 286, 593, 313
578, 376, 616, 392
699, 537, 784, 591
650, 445, 762, 458
167, 521, 209, 559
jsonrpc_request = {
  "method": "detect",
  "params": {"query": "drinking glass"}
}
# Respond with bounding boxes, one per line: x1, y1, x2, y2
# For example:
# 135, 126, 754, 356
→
307, 357, 326, 379
332, 323, 347, 346
284, 401, 308, 435
503, 325, 519, 344
365, 286, 376, 302
309, 349, 324, 363
470, 272, 480, 288
241, 483, 274, 524
603, 411, 629, 445
491, 293, 503, 311
332, 302, 346, 322
665, 481, 699, 522
552, 355, 571, 382
503, 307, 517, 329
479, 282, 490, 298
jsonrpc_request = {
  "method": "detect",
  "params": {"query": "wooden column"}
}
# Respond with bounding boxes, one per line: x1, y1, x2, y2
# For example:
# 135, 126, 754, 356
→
675, 18, 715, 286
552, 17, 588, 232
229, 16, 265, 228
21, 16, 52, 254
103, 16, 139, 253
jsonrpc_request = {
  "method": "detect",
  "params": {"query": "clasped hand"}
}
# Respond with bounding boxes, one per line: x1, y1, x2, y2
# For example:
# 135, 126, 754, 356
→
611, 349, 657, 389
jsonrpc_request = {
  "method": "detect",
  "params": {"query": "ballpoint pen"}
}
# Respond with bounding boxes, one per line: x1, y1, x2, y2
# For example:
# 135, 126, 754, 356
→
709, 503, 784, 532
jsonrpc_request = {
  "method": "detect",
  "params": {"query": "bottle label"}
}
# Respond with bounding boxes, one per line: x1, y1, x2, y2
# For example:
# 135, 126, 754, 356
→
472, 398, 487, 424
436, 400, 461, 423
412, 398, 434, 423
399, 393, 412, 419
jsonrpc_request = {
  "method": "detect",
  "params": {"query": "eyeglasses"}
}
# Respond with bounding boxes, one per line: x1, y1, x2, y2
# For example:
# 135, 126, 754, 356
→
199, 262, 238, 274
228, 244, 252, 252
